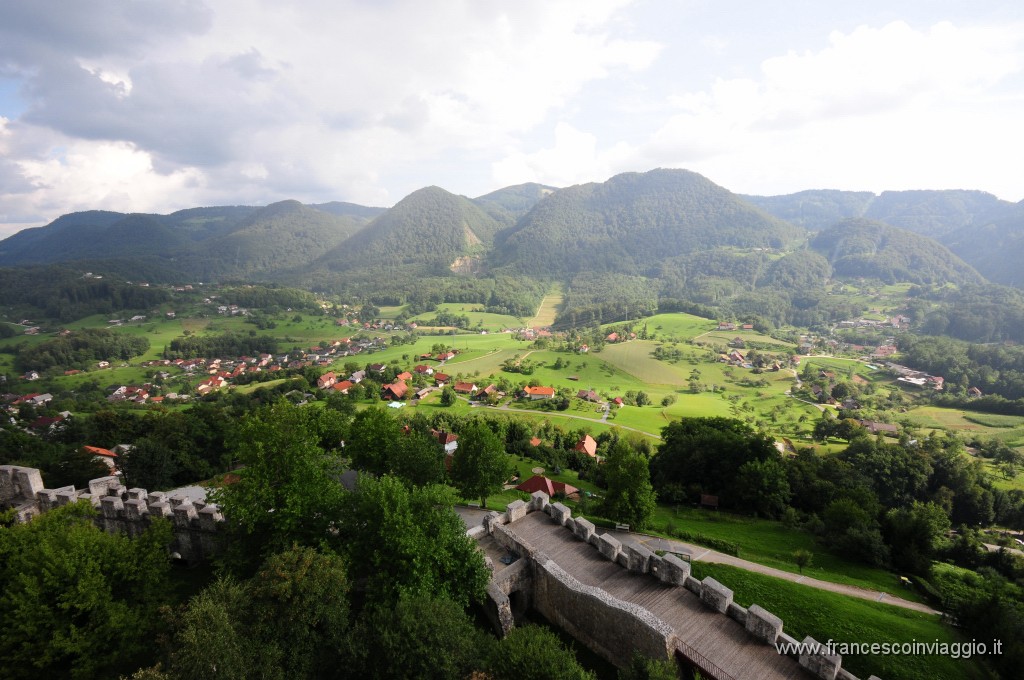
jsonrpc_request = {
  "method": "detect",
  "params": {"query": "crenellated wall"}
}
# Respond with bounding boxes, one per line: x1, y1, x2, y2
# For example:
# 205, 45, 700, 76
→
0, 465, 224, 563
478, 491, 877, 680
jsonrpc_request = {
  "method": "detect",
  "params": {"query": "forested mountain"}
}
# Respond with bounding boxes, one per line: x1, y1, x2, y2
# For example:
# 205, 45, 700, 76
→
809, 218, 984, 286
1, 170, 1014, 299
943, 200, 1024, 287
0, 202, 373, 282
748, 189, 1024, 286
184, 200, 370, 281
494, 169, 803, 276
741, 190, 876, 231
317, 186, 503, 283
471, 182, 556, 226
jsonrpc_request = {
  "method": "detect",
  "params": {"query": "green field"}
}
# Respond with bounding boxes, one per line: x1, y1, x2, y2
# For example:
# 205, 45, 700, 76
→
528, 284, 563, 327
408, 303, 525, 332
638, 313, 718, 341
690, 563, 986, 680
650, 506, 925, 600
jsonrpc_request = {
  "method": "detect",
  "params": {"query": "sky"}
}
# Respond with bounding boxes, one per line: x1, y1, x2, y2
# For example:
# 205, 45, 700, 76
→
1, 0, 1022, 238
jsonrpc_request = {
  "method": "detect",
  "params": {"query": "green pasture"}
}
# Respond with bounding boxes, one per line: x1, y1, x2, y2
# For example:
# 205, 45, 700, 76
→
528, 285, 563, 327
408, 303, 524, 331
650, 506, 925, 601
690, 563, 984, 680
636, 313, 717, 341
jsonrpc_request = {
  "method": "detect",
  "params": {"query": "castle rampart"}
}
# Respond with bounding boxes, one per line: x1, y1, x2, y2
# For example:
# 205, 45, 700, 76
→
1, 465, 224, 562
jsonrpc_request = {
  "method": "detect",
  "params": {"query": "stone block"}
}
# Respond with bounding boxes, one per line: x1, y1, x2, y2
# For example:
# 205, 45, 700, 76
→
746, 604, 783, 644
172, 502, 197, 528
55, 488, 79, 506
149, 501, 172, 518
125, 498, 149, 521
12, 467, 44, 499
798, 636, 841, 680
726, 602, 748, 624
626, 543, 653, 573
700, 576, 733, 613
37, 488, 59, 511
684, 575, 702, 594
573, 517, 596, 543
530, 490, 550, 512
483, 511, 503, 533
88, 476, 121, 498
597, 532, 622, 562
505, 499, 528, 523
148, 491, 167, 506
197, 505, 223, 531
588, 532, 601, 547
550, 502, 571, 526
655, 553, 691, 586
100, 495, 124, 519
564, 518, 576, 533
127, 488, 149, 501
616, 551, 629, 568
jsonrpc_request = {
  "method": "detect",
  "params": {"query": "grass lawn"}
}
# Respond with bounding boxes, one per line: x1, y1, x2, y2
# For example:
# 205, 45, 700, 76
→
690, 563, 987, 680
408, 303, 525, 332
648, 506, 926, 601
528, 284, 563, 327
639, 313, 718, 342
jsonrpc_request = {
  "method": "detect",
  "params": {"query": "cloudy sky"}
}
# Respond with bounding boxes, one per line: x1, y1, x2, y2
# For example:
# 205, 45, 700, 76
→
1, 0, 1022, 237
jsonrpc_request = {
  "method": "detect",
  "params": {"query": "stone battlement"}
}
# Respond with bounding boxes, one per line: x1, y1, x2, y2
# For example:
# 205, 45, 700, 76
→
0, 465, 224, 563
477, 491, 877, 680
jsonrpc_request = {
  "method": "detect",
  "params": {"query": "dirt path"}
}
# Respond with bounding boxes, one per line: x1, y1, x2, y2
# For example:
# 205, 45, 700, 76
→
607, 531, 939, 615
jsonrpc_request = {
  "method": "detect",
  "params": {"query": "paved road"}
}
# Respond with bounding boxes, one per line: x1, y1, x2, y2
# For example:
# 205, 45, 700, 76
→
604, 529, 940, 615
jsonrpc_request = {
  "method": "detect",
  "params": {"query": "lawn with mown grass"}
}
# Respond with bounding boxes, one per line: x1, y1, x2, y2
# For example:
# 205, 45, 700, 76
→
689, 563, 988, 680
648, 506, 925, 601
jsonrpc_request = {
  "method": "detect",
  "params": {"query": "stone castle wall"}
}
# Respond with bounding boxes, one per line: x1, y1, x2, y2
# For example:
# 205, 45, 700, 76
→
0, 465, 224, 562
479, 491, 876, 680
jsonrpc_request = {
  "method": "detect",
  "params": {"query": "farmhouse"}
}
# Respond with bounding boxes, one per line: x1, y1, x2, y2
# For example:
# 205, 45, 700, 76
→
515, 474, 579, 499
575, 434, 598, 458
523, 386, 555, 400
382, 381, 408, 401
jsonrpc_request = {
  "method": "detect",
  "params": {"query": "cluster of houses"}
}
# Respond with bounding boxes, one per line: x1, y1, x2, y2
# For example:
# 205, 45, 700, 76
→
835, 314, 911, 331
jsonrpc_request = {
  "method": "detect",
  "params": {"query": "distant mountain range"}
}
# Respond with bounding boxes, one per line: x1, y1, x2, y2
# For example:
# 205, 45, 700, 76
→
744, 189, 1024, 286
1, 169, 1020, 291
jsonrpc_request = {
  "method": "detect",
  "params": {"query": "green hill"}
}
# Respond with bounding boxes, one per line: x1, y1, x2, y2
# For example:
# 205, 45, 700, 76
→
742, 190, 876, 231
319, 186, 503, 281
472, 182, 556, 226
809, 218, 984, 286
495, 169, 804, 277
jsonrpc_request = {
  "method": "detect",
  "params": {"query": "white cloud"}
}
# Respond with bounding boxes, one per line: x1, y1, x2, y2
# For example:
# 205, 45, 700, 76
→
0, 0, 658, 229
637, 20, 1024, 198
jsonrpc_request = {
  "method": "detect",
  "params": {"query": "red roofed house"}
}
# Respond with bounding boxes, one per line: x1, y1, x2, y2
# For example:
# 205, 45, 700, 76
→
396, 371, 413, 382
515, 475, 579, 499
382, 380, 408, 401
83, 445, 118, 470
453, 381, 477, 394
332, 380, 354, 394
414, 364, 434, 375
575, 434, 598, 458
523, 385, 555, 400
434, 373, 451, 386
432, 429, 459, 453
317, 372, 337, 390
606, 332, 619, 343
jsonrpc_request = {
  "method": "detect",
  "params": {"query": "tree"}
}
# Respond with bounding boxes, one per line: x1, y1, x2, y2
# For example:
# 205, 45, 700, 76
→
650, 417, 779, 506
618, 651, 680, 680
440, 385, 457, 406
488, 625, 595, 680
0, 502, 173, 680
792, 549, 813, 575
349, 594, 493, 679
169, 546, 351, 680
209, 400, 347, 570
734, 458, 791, 518
345, 406, 401, 475
337, 475, 489, 607
885, 501, 951, 575
602, 441, 657, 530
450, 420, 513, 509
